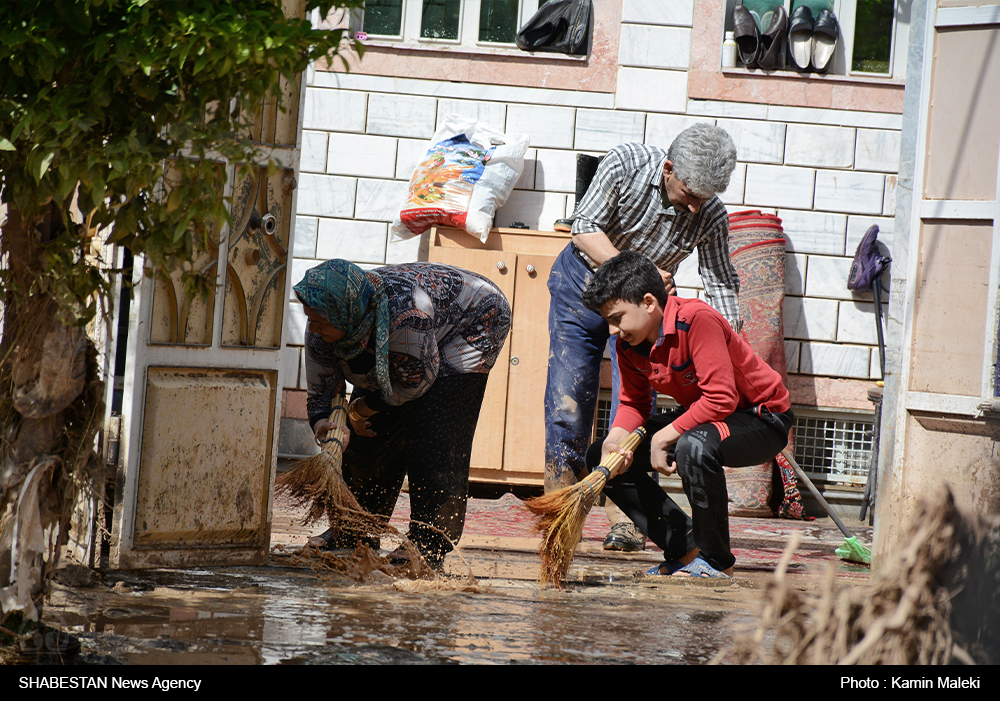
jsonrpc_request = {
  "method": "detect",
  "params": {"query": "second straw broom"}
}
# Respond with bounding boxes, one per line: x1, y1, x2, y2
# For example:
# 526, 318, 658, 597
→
275, 393, 364, 534
525, 426, 647, 587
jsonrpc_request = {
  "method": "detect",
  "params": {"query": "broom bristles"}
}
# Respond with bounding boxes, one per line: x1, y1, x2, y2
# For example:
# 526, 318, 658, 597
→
526, 471, 607, 587
526, 426, 646, 587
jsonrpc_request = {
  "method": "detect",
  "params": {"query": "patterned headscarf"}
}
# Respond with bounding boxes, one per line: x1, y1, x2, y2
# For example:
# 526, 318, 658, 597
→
293, 260, 392, 398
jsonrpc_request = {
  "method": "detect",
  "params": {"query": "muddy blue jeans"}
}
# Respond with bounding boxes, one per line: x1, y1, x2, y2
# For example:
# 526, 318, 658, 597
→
544, 245, 611, 491
544, 244, 657, 493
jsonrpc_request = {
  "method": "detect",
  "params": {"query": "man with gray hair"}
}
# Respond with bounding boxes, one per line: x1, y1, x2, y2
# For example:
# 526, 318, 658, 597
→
544, 124, 741, 552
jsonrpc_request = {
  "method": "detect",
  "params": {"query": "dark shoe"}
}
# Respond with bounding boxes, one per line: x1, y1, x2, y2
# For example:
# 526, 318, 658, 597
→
757, 5, 788, 71
554, 217, 573, 232
306, 528, 378, 551
788, 5, 813, 71
812, 9, 839, 73
603, 522, 646, 552
733, 4, 760, 68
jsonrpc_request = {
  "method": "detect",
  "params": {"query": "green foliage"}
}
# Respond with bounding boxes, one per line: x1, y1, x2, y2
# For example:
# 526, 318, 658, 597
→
0, 0, 364, 325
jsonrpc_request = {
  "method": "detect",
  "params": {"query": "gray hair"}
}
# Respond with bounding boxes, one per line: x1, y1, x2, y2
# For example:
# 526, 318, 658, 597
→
667, 124, 737, 198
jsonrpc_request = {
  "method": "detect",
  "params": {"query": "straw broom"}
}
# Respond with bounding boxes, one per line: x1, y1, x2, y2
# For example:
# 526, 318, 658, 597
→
275, 394, 363, 533
525, 426, 647, 587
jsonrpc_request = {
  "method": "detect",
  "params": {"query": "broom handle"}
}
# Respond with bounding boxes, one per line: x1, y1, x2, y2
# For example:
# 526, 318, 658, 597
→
319, 394, 350, 446
780, 448, 856, 540
599, 426, 647, 479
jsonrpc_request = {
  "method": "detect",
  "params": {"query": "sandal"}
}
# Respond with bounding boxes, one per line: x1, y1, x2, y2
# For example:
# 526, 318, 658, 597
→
673, 556, 731, 579
644, 559, 686, 576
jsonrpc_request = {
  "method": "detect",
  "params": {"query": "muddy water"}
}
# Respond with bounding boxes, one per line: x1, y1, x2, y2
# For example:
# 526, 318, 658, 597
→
43, 563, 765, 665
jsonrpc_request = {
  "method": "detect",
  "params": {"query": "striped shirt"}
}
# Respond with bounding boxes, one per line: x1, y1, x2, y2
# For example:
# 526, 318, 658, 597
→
571, 142, 741, 327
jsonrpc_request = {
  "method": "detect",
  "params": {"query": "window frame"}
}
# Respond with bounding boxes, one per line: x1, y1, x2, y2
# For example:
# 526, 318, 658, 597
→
358, 0, 546, 49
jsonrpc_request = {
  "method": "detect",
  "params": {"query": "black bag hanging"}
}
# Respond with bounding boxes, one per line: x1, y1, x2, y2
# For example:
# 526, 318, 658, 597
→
515, 0, 591, 55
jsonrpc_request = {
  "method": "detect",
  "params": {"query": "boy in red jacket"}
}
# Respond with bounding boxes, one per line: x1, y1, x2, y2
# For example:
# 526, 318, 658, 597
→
581, 251, 793, 578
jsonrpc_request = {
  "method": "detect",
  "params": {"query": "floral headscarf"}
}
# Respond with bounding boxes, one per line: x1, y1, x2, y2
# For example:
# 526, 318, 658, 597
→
293, 260, 392, 397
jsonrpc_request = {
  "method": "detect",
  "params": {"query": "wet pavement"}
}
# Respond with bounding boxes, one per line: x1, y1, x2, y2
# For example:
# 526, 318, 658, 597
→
40, 492, 872, 665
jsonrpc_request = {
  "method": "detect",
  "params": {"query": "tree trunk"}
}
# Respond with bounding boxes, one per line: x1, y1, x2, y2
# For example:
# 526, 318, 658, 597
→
0, 204, 104, 624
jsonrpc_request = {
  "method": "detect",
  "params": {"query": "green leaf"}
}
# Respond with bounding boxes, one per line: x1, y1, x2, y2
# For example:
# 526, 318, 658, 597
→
0, 137, 14, 151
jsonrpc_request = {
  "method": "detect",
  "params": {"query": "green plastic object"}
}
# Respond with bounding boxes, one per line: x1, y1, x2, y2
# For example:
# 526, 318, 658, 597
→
836, 536, 872, 565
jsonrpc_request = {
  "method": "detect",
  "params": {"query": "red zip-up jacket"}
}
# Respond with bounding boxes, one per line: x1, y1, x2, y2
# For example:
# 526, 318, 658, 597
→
612, 296, 790, 436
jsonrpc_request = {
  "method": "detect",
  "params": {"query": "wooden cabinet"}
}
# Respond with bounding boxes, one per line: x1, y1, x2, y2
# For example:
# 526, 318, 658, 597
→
429, 226, 570, 486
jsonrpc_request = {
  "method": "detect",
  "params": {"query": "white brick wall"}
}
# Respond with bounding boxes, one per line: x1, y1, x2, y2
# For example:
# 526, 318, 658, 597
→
286, 28, 903, 388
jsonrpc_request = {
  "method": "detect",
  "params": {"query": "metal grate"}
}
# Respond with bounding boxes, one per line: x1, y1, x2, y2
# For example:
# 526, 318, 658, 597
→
792, 413, 874, 485
595, 396, 874, 486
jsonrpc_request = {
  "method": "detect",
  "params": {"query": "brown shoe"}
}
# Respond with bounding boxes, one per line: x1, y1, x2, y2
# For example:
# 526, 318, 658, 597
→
603, 522, 646, 552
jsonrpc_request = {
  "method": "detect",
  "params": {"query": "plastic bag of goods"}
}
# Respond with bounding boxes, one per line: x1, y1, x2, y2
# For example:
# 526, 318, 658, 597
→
389, 116, 528, 244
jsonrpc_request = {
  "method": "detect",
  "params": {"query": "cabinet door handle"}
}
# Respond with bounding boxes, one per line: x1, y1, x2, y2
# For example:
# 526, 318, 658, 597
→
496, 261, 507, 271
525, 264, 536, 274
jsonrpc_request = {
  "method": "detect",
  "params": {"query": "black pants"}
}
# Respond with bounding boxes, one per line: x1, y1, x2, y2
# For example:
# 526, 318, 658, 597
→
585, 407, 793, 571
341, 373, 490, 564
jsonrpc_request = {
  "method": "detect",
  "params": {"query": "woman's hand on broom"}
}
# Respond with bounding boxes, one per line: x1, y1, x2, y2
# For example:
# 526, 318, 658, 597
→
314, 420, 350, 448
601, 427, 636, 474
650, 424, 681, 475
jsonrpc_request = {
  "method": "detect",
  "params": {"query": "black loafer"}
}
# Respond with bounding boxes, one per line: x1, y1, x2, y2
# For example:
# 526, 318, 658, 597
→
812, 9, 840, 73
757, 5, 788, 71
788, 5, 813, 71
733, 4, 760, 69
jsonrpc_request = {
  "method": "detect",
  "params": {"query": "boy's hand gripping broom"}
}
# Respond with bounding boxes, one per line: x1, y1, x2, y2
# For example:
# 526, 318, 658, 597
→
275, 394, 364, 536
526, 426, 647, 587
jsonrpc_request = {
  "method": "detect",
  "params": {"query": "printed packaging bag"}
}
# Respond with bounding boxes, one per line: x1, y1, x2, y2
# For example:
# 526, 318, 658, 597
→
389, 116, 528, 244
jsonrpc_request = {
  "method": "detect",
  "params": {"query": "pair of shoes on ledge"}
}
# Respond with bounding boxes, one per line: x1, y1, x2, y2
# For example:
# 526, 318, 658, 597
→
733, 4, 787, 70
788, 6, 839, 72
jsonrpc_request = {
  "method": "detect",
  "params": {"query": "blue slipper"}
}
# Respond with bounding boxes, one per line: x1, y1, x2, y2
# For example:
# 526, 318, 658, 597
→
644, 560, 685, 576
674, 556, 731, 579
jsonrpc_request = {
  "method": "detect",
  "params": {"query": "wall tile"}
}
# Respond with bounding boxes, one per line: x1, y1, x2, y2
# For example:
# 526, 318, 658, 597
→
813, 170, 885, 214
385, 229, 427, 264
777, 209, 847, 255
854, 129, 901, 172
785, 252, 807, 295
784, 124, 856, 168
673, 254, 703, 288
297, 174, 356, 218
622, 0, 694, 26
719, 163, 746, 205
784, 340, 801, 373
619, 25, 692, 70
506, 104, 576, 149
355, 178, 408, 222
293, 216, 318, 259
395, 138, 428, 181
315, 218, 388, 264
837, 300, 888, 345
575, 108, 647, 150
515, 148, 537, 190
534, 149, 580, 193
326, 133, 397, 178
687, 100, 769, 120
299, 350, 309, 390
287, 301, 307, 347
281, 346, 300, 389
783, 296, 839, 341
644, 114, 716, 149
300, 130, 328, 173
436, 99, 507, 133
366, 93, 436, 138
302, 89, 367, 132
614, 68, 687, 114
744, 164, 815, 209
495, 190, 566, 230
767, 104, 902, 130
804, 255, 854, 300
799, 342, 871, 378
716, 119, 785, 164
